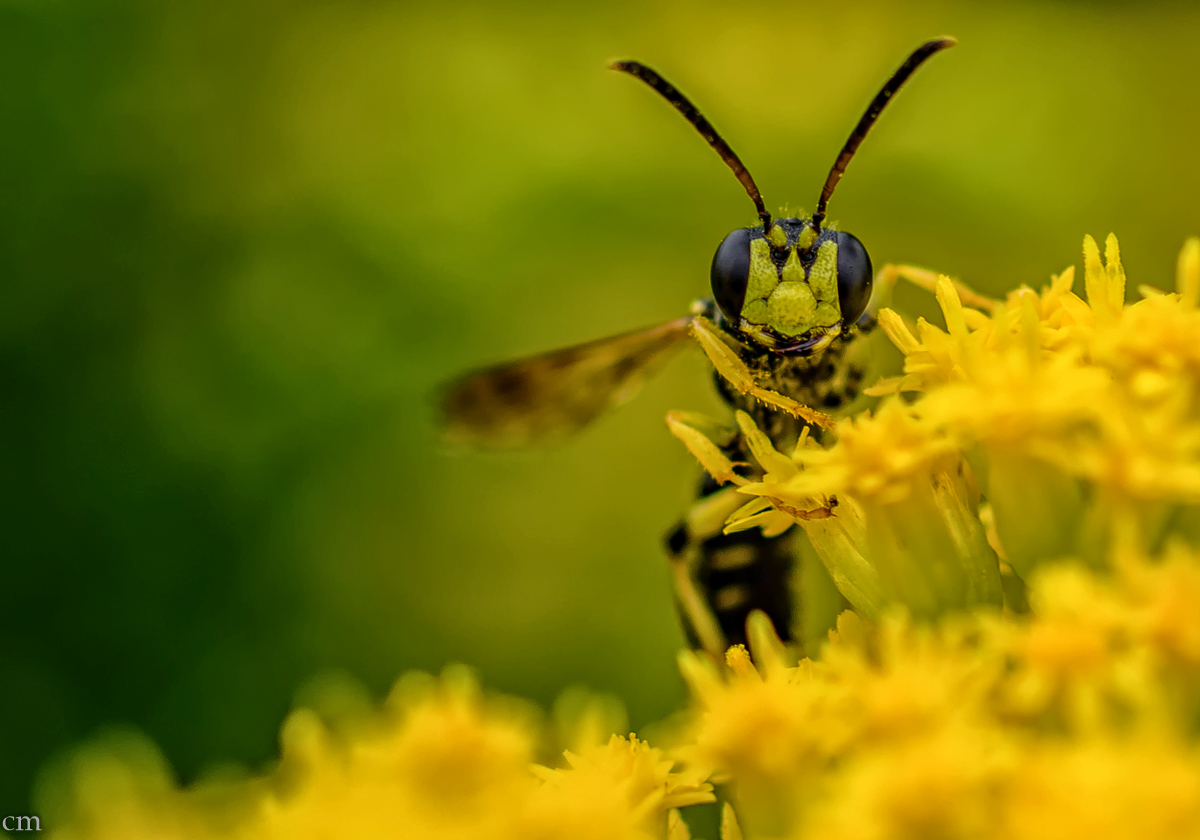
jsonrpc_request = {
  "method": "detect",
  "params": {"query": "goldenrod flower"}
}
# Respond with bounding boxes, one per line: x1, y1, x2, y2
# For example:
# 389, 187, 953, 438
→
257, 667, 539, 839
671, 546, 1200, 839
43, 668, 712, 840
530, 734, 713, 839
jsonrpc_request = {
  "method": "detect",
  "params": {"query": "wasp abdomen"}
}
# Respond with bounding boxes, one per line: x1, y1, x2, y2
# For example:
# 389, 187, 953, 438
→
665, 456, 799, 653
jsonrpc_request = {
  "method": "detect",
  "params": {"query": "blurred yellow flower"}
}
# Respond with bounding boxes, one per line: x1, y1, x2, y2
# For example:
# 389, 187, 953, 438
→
43, 668, 712, 840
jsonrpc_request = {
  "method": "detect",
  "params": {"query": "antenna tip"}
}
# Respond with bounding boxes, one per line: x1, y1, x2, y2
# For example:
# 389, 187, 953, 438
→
608, 60, 638, 73
926, 36, 957, 50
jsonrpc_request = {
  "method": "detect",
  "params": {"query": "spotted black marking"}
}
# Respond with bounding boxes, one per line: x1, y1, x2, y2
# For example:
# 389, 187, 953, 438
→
491, 369, 532, 402
665, 522, 689, 556
698, 527, 797, 647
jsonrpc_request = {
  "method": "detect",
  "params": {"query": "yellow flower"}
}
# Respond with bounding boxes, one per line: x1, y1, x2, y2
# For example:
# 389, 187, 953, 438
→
731, 396, 1001, 619
1004, 737, 1200, 840
673, 547, 1200, 839
35, 732, 252, 840
258, 667, 539, 839
997, 561, 1140, 730
1124, 542, 1200, 667
674, 611, 1007, 838
883, 236, 1200, 567
802, 722, 1013, 840
530, 735, 713, 840
675, 616, 835, 837
42, 668, 709, 840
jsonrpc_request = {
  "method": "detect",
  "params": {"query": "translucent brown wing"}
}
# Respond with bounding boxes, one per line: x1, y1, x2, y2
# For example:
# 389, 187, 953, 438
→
441, 317, 694, 447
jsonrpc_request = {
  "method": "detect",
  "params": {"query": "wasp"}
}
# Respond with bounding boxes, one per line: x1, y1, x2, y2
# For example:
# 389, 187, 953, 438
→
443, 39, 955, 659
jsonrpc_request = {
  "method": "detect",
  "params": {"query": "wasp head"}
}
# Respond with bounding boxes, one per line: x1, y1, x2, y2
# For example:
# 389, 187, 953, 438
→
710, 217, 872, 354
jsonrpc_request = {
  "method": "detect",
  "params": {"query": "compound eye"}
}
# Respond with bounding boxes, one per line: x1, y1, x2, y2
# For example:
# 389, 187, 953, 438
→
710, 228, 753, 321
835, 231, 873, 324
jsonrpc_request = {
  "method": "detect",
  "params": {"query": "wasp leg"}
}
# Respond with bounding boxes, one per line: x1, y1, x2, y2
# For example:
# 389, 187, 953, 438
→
666, 411, 745, 486
874, 264, 999, 314
665, 485, 745, 660
690, 317, 836, 431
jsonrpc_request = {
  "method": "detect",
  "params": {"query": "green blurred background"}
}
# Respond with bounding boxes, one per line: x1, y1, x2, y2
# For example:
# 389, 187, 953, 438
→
4, 0, 1200, 815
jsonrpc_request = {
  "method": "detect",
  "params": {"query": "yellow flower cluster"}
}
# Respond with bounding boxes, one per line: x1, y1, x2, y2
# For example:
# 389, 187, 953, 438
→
41, 236, 1200, 840
42, 668, 712, 840
46, 547, 1200, 840
678, 548, 1200, 839
731, 235, 1200, 620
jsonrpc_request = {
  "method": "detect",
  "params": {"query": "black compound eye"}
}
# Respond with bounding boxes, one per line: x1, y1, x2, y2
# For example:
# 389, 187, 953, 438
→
710, 227, 753, 321
835, 231, 873, 324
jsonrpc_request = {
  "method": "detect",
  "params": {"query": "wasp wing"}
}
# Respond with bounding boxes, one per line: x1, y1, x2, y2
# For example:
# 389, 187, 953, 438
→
441, 317, 694, 447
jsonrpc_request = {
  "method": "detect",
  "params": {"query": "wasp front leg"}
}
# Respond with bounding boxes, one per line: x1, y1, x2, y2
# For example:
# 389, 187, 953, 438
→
690, 317, 836, 431
664, 484, 743, 661
873, 264, 998, 315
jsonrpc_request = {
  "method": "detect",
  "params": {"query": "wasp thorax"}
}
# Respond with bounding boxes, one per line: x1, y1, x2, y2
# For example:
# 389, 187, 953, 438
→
709, 218, 873, 353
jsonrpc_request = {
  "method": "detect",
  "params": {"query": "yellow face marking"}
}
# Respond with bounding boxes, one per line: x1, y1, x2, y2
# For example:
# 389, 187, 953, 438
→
808, 241, 840, 315
815, 302, 841, 327
765, 223, 787, 249
739, 228, 842, 339
741, 298, 768, 324
781, 248, 805, 284
767, 282, 817, 336
745, 238, 778, 307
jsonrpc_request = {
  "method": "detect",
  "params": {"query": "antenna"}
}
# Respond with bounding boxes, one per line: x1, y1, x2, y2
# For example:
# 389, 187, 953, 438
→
611, 60, 772, 232
811, 37, 956, 231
